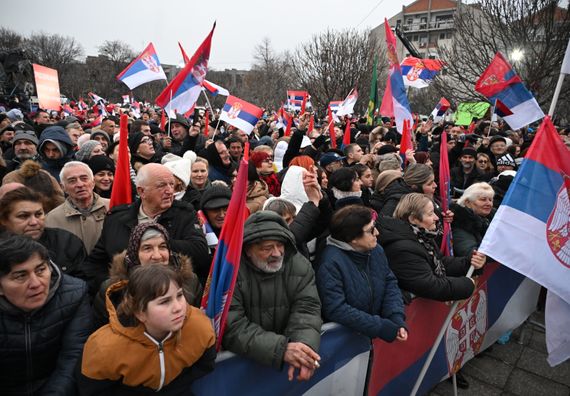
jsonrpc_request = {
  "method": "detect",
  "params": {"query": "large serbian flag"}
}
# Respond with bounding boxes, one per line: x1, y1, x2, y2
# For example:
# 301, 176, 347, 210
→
219, 95, 263, 135
201, 145, 250, 350
400, 57, 443, 88
156, 23, 215, 116
475, 52, 543, 130
116, 43, 167, 90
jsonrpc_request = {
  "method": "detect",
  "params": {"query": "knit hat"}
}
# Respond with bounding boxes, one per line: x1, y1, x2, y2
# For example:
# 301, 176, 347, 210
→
375, 170, 402, 192
163, 156, 192, 187
200, 184, 232, 210
377, 144, 398, 155
91, 130, 110, 144
460, 147, 477, 158
6, 108, 23, 122
166, 114, 190, 130
319, 152, 344, 167
251, 151, 272, 168
496, 153, 516, 168
489, 135, 507, 147
11, 130, 39, 146
404, 163, 433, 189
87, 155, 115, 175
128, 132, 146, 154
75, 140, 101, 162
124, 223, 170, 271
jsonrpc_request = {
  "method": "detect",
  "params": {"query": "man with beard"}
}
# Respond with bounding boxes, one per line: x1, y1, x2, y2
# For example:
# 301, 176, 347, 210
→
5, 130, 40, 172
165, 115, 207, 157
450, 147, 490, 198
222, 211, 322, 382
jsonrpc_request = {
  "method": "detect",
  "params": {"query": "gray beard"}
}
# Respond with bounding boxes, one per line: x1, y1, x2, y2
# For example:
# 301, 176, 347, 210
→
249, 255, 284, 273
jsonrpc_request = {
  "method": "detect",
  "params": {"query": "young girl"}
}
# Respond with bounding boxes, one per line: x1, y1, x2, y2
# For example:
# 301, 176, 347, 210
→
78, 265, 216, 395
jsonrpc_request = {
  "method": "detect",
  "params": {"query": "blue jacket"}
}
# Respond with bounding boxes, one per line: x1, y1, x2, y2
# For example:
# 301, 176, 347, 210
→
38, 125, 74, 181
316, 238, 406, 341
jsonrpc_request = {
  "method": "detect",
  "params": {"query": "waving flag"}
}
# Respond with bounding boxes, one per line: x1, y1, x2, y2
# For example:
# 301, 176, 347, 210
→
156, 23, 215, 116
178, 41, 191, 64
336, 88, 358, 117
475, 52, 544, 130
367, 56, 379, 125
430, 97, 450, 122
286, 90, 308, 112
109, 114, 133, 209
399, 119, 413, 167
400, 57, 443, 88
494, 98, 514, 118
341, 118, 352, 149
220, 95, 263, 135
201, 145, 250, 350
438, 131, 453, 257
117, 43, 167, 90
327, 106, 337, 149
379, 18, 413, 133
203, 79, 230, 96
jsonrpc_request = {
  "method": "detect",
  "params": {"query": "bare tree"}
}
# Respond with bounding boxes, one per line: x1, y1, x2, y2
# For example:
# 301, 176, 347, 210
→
0, 28, 25, 52
290, 28, 384, 114
98, 40, 135, 66
27, 32, 83, 73
435, 0, 570, 123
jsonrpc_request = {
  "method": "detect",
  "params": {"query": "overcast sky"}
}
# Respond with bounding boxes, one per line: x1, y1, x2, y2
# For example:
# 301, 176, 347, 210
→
1, 0, 415, 70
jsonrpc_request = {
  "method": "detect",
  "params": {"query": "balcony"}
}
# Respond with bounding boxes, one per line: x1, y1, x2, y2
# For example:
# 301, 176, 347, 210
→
402, 20, 455, 32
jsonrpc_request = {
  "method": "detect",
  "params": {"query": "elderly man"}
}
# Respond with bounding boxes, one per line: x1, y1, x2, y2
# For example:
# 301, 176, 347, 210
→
45, 161, 109, 254
83, 163, 209, 292
222, 211, 322, 382
5, 130, 39, 172
450, 147, 490, 197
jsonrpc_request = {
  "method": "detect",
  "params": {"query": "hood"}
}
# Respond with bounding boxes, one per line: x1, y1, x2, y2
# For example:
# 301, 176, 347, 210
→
326, 236, 356, 252
280, 165, 309, 213
376, 215, 415, 247
38, 126, 74, 158
243, 211, 296, 252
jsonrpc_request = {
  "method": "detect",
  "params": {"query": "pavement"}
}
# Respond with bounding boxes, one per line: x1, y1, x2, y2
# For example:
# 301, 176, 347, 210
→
429, 311, 570, 396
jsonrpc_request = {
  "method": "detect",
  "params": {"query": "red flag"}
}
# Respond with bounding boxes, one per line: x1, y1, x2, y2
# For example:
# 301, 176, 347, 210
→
160, 109, 166, 131
475, 52, 522, 98
467, 121, 476, 134
438, 132, 453, 256
301, 95, 307, 114
201, 143, 250, 350
399, 119, 413, 155
328, 106, 337, 149
308, 114, 314, 134
284, 110, 292, 137
203, 109, 209, 135
342, 117, 351, 147
178, 41, 191, 64
109, 114, 133, 209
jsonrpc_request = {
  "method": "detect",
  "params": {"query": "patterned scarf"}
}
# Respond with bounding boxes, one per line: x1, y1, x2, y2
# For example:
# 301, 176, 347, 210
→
410, 224, 446, 277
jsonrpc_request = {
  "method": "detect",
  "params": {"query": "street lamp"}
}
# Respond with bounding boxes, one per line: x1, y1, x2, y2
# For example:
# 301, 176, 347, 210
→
511, 48, 524, 63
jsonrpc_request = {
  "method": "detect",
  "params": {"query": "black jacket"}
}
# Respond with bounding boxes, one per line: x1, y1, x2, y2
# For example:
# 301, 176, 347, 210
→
0, 264, 93, 396
450, 203, 494, 257
450, 166, 490, 198
83, 199, 209, 293
370, 178, 413, 217
40, 227, 88, 280
377, 216, 475, 302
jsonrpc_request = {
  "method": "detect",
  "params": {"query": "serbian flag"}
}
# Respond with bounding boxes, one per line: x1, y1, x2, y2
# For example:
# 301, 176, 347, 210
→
286, 90, 308, 112
379, 18, 413, 133
329, 100, 342, 122
479, 116, 570, 365
430, 97, 450, 122
117, 43, 167, 90
62, 104, 74, 117
400, 57, 443, 88
494, 98, 513, 118
77, 98, 87, 111
203, 79, 230, 96
203, 109, 209, 135
327, 106, 337, 149
399, 119, 413, 167
341, 118, 352, 149
475, 52, 544, 130
201, 144, 250, 350
178, 41, 191, 64
220, 95, 263, 135
439, 131, 453, 256
156, 23, 215, 116
336, 88, 358, 117
109, 114, 132, 209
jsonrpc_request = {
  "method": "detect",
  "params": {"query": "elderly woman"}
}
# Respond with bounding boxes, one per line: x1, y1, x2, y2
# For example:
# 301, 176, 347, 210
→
378, 193, 486, 303
317, 205, 408, 342
92, 222, 202, 329
0, 235, 92, 395
450, 182, 495, 257
0, 186, 87, 279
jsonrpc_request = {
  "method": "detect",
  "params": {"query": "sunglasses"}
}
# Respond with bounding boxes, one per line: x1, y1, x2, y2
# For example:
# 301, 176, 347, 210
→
478, 160, 488, 164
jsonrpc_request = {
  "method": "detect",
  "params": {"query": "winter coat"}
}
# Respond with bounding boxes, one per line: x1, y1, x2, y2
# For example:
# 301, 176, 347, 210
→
222, 211, 322, 369
450, 203, 494, 257
92, 251, 203, 329
377, 216, 475, 302
450, 166, 490, 198
83, 199, 209, 294
246, 180, 269, 213
77, 281, 216, 395
317, 238, 406, 341
45, 193, 109, 254
38, 126, 75, 181
0, 264, 92, 396
40, 227, 88, 280
370, 178, 413, 217
169, 134, 207, 158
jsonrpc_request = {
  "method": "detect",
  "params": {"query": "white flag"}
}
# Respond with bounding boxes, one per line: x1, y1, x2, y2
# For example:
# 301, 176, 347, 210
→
562, 38, 570, 75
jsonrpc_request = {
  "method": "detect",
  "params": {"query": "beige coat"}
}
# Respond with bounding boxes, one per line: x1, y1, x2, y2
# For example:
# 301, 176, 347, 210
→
45, 193, 109, 254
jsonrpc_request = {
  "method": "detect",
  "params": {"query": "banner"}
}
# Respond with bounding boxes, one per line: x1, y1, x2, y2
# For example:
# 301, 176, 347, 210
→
454, 102, 490, 126
32, 64, 61, 111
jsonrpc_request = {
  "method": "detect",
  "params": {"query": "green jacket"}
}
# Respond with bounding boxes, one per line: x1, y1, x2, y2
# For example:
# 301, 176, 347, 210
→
222, 212, 322, 369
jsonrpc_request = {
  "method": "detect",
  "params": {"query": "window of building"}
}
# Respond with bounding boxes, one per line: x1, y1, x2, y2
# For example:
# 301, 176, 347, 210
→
412, 34, 419, 41
407, 18, 413, 25
440, 33, 446, 40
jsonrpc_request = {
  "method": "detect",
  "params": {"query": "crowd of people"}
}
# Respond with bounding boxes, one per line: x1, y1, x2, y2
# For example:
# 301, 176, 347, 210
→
1, 100, 569, 395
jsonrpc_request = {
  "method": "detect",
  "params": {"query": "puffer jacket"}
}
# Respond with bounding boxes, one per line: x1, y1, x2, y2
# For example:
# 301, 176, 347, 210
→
317, 237, 406, 341
40, 227, 88, 280
78, 281, 216, 395
377, 216, 475, 303
222, 211, 322, 369
450, 203, 494, 257
38, 126, 74, 181
0, 264, 92, 396
370, 178, 414, 217
92, 251, 203, 329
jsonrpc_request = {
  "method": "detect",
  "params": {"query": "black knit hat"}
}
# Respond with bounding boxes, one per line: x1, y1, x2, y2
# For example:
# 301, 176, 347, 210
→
87, 155, 115, 175
128, 132, 146, 154
461, 147, 477, 158
200, 185, 232, 210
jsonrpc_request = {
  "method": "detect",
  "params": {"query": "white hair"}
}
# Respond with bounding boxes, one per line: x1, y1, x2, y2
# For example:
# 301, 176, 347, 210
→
59, 161, 93, 185
457, 182, 494, 207
135, 163, 172, 188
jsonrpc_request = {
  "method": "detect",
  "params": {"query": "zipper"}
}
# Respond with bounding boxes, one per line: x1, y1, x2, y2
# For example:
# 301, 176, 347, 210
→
144, 331, 172, 391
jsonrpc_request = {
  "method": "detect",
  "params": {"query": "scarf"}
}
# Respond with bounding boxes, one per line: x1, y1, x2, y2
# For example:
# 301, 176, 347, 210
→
260, 173, 281, 196
410, 224, 446, 277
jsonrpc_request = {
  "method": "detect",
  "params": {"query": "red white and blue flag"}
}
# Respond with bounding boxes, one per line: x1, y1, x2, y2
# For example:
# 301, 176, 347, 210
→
156, 23, 216, 116
475, 52, 544, 130
400, 57, 443, 88
494, 98, 514, 118
203, 79, 230, 96
117, 43, 167, 90
276, 106, 292, 133
286, 90, 308, 112
430, 97, 450, 122
220, 95, 263, 135
379, 18, 413, 133
479, 116, 570, 366
438, 131, 453, 257
336, 88, 358, 117
201, 145, 250, 350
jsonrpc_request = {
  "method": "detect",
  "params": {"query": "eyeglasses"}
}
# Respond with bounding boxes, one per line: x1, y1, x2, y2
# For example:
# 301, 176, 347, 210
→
364, 226, 377, 235
141, 138, 153, 144
262, 158, 274, 163
477, 160, 488, 164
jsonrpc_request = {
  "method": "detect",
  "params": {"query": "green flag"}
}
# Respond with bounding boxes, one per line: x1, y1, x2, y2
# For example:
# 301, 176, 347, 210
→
367, 56, 378, 125
454, 102, 490, 125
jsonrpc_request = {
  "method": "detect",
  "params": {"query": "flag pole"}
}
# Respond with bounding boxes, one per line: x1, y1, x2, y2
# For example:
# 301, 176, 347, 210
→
201, 88, 215, 114
167, 89, 173, 137
548, 73, 566, 117
410, 266, 475, 396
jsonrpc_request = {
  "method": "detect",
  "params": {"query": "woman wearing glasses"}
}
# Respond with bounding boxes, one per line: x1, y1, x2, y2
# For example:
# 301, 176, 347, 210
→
475, 153, 495, 177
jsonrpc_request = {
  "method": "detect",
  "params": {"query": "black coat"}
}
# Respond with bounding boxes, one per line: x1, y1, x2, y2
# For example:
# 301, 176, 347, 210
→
370, 178, 413, 217
0, 265, 93, 395
450, 203, 494, 257
377, 216, 475, 302
40, 227, 87, 280
450, 166, 490, 198
83, 199, 209, 293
